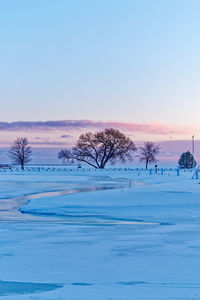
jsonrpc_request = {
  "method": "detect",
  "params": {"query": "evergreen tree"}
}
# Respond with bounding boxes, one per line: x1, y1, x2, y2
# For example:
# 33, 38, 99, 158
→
178, 151, 196, 169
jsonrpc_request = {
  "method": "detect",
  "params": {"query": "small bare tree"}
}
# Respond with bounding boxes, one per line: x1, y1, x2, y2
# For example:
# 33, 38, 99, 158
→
58, 128, 137, 169
139, 142, 160, 169
8, 137, 32, 170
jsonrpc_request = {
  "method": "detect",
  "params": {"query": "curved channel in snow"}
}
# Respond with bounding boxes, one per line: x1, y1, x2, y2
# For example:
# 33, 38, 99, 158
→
0, 178, 154, 225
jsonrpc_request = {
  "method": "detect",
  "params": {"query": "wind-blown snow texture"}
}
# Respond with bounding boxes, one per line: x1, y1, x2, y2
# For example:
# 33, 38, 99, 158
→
0, 167, 199, 299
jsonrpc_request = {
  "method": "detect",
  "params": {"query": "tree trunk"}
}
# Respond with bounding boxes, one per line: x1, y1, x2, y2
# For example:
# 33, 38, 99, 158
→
145, 160, 148, 169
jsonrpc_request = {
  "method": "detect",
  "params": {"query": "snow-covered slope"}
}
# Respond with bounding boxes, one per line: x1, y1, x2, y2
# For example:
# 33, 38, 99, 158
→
0, 168, 199, 299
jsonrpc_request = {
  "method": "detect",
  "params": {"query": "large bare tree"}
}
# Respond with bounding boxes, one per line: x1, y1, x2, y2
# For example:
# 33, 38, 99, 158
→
8, 137, 32, 170
58, 128, 137, 169
139, 142, 160, 169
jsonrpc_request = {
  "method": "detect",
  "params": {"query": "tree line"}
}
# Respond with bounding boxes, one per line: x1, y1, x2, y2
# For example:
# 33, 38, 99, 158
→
7, 128, 196, 170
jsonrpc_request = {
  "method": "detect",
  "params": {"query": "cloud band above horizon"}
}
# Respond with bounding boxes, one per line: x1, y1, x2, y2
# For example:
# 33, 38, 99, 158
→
0, 120, 191, 135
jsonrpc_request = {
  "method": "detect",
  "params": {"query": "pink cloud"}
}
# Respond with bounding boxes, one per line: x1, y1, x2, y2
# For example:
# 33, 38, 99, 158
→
0, 120, 192, 135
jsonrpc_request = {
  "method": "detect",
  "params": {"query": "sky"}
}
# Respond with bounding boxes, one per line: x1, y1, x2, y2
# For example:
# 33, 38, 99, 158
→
0, 0, 200, 164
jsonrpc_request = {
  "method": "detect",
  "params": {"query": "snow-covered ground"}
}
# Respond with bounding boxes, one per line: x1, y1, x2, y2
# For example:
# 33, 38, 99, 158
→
0, 167, 200, 299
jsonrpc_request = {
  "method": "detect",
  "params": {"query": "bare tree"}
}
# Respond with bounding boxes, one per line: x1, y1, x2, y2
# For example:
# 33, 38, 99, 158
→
8, 137, 32, 170
58, 128, 137, 169
139, 142, 160, 169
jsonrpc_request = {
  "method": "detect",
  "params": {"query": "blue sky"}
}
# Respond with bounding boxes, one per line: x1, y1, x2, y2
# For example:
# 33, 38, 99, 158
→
0, 0, 200, 165
0, 0, 200, 128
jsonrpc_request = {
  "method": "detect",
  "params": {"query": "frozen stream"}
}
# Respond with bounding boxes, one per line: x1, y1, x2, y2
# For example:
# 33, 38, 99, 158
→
0, 177, 154, 225
0, 186, 120, 222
